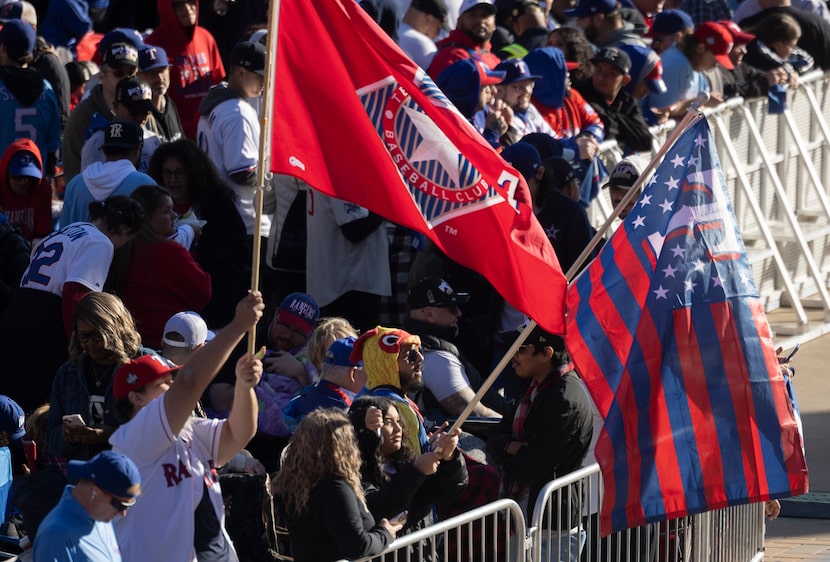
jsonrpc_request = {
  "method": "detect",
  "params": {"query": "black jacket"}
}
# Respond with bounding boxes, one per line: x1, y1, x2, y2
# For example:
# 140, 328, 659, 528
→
488, 369, 593, 528
574, 79, 653, 153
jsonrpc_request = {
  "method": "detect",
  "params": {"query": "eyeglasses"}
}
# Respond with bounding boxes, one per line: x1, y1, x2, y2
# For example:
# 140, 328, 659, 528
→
275, 321, 308, 339
77, 330, 104, 343
162, 168, 187, 179
9, 176, 37, 187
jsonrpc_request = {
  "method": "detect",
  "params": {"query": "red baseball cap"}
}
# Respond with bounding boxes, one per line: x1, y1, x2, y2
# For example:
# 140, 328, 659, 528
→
694, 22, 734, 70
113, 355, 176, 400
718, 20, 755, 45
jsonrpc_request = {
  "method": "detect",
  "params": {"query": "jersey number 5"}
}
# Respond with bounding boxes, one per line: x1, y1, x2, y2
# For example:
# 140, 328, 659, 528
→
21, 241, 64, 286
15, 108, 38, 142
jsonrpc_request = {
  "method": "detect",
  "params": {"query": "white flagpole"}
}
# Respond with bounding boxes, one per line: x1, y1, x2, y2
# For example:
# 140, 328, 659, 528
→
444, 104, 705, 437
247, 0, 282, 354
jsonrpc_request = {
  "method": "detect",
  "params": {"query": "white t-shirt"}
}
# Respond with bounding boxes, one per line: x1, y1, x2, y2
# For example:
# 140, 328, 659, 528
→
422, 349, 471, 402
20, 222, 113, 296
398, 22, 438, 70
305, 191, 391, 307
110, 396, 232, 562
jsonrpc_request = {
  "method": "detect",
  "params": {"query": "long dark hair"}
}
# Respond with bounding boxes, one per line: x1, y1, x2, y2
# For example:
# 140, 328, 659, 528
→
349, 395, 415, 487
147, 139, 238, 211
87, 195, 144, 236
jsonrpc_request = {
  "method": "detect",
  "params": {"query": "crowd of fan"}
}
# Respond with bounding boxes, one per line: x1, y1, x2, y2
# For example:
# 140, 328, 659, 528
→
0, 0, 822, 560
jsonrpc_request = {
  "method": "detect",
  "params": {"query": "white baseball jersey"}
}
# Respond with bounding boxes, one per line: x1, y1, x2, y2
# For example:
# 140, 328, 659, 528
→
197, 96, 271, 237
110, 396, 232, 562
20, 222, 113, 296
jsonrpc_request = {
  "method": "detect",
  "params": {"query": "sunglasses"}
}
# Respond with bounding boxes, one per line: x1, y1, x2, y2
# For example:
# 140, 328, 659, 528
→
404, 347, 422, 364
105, 491, 135, 511
77, 330, 104, 343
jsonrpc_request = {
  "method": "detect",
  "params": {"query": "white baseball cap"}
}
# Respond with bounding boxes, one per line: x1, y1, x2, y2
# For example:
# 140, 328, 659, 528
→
459, 0, 496, 16
162, 311, 214, 348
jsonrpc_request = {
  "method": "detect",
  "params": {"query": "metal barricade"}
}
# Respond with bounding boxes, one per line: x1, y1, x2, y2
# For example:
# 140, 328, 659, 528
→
529, 464, 765, 562
353, 498, 527, 562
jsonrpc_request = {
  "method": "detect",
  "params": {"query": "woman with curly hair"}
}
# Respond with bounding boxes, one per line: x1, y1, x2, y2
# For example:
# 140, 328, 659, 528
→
45, 292, 152, 462
273, 408, 401, 562
348, 396, 467, 535
147, 139, 249, 327
547, 27, 595, 84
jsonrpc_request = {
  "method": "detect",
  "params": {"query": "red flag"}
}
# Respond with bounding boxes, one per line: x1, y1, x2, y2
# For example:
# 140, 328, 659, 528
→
270, 0, 566, 334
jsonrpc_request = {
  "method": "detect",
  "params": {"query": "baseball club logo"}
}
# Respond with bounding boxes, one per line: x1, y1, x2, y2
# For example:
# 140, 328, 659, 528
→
358, 69, 516, 228
128, 84, 152, 101
109, 123, 124, 138
126, 373, 138, 385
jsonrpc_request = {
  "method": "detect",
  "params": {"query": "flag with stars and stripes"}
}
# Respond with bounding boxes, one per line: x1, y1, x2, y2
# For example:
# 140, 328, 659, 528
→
566, 117, 808, 535
269, 0, 567, 334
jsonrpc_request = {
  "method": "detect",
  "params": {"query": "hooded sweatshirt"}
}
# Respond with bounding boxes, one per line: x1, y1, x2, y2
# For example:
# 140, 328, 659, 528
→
146, 0, 226, 139
60, 160, 156, 227
0, 139, 53, 242
525, 47, 604, 141
0, 67, 61, 171
40, 0, 92, 49
428, 28, 502, 78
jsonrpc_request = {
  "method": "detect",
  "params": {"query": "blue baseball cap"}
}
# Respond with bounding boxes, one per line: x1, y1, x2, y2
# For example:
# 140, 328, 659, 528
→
138, 44, 171, 72
565, 0, 617, 18
0, 395, 24, 441
324, 337, 363, 368
0, 19, 35, 60
495, 58, 542, 84
68, 451, 141, 503
9, 151, 42, 179
645, 9, 694, 38
501, 142, 542, 182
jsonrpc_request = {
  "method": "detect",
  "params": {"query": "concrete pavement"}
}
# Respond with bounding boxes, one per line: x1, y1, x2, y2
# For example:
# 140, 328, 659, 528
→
759, 324, 830, 561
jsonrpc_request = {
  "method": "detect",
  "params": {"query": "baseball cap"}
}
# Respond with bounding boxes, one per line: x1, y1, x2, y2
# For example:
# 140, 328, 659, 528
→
718, 20, 755, 45
617, 43, 667, 95
602, 155, 647, 190
591, 46, 632, 75
501, 142, 542, 182
230, 40, 266, 77
8, 151, 41, 179
693, 21, 734, 70
543, 157, 577, 190
0, 2, 22, 22
138, 44, 171, 72
644, 9, 693, 39
459, 0, 496, 15
565, 0, 617, 18
410, 0, 448, 23
98, 28, 143, 60
115, 77, 155, 115
113, 354, 176, 400
497, 317, 565, 350
0, 395, 25, 441
102, 41, 139, 69
67, 451, 141, 504
495, 58, 542, 84
408, 276, 470, 309
103, 120, 144, 150
162, 311, 212, 348
0, 19, 34, 60
324, 337, 364, 367
277, 292, 320, 336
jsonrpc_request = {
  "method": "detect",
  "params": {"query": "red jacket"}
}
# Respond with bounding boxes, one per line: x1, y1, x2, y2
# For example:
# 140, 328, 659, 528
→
428, 29, 501, 78
532, 88, 604, 139
121, 238, 212, 349
146, 0, 225, 139
0, 139, 53, 242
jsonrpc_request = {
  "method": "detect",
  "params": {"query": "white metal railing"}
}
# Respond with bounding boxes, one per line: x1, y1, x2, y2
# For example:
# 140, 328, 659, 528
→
529, 463, 765, 562
352, 498, 527, 562
593, 70, 830, 337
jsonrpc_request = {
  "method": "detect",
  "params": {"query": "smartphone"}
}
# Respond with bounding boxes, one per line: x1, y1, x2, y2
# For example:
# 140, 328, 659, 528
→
62, 414, 86, 427
389, 510, 408, 525
785, 343, 800, 362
